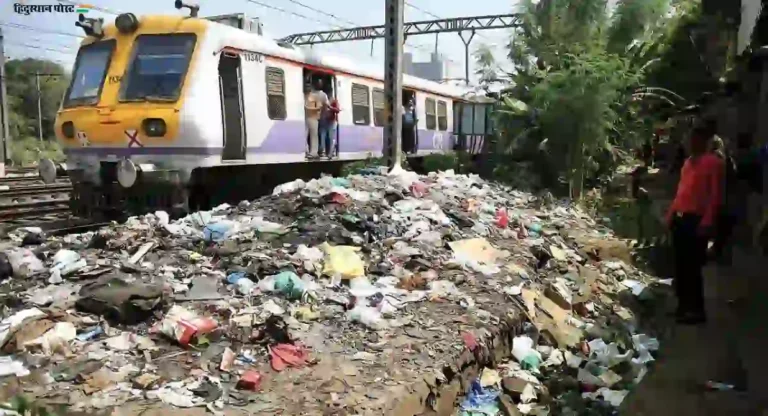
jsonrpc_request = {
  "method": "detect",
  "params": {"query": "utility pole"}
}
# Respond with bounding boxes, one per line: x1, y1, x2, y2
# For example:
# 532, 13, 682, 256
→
0, 28, 9, 176
383, 0, 404, 170
459, 30, 476, 85
36, 72, 43, 142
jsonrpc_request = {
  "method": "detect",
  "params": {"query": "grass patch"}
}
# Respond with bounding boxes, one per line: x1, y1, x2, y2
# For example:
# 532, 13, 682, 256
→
8, 137, 65, 167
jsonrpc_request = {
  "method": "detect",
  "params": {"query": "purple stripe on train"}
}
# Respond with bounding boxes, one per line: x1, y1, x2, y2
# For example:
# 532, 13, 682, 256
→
64, 121, 460, 156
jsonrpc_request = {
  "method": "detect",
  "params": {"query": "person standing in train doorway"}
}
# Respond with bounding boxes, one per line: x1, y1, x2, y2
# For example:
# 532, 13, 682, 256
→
402, 98, 416, 152
320, 96, 340, 159
305, 79, 329, 158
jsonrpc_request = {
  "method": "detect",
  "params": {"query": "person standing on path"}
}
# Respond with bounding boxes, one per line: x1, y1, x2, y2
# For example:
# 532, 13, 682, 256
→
708, 135, 739, 264
665, 124, 724, 325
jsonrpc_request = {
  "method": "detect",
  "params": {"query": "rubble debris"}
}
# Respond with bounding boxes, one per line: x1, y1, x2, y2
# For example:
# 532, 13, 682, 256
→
0, 170, 670, 414
76, 276, 166, 324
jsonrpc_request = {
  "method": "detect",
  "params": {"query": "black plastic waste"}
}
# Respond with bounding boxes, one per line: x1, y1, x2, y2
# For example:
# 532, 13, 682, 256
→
21, 232, 45, 247
0, 253, 12, 280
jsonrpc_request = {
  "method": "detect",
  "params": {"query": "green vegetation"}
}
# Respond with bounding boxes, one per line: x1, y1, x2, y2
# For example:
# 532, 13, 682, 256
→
9, 136, 65, 166
473, 0, 725, 198
4, 58, 69, 165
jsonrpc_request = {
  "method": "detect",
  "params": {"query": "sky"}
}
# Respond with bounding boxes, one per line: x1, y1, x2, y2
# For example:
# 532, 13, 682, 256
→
1, 0, 519, 82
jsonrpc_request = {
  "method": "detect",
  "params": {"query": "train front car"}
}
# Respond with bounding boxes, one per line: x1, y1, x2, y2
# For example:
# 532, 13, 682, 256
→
41, 9, 208, 218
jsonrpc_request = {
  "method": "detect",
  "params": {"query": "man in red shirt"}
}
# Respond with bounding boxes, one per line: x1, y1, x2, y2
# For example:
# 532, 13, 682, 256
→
666, 123, 724, 325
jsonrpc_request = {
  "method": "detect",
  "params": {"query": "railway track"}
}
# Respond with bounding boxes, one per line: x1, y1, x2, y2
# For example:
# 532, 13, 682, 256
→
0, 169, 74, 222
0, 199, 71, 221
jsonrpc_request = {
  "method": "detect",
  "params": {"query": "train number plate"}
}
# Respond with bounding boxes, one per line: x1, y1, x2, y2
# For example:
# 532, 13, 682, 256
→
243, 52, 263, 63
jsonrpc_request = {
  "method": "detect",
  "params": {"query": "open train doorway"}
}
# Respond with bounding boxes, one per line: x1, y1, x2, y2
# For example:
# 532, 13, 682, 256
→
219, 53, 246, 161
303, 69, 337, 159
402, 89, 418, 154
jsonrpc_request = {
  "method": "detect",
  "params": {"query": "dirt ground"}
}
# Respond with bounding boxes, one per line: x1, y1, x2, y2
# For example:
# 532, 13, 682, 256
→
622, 247, 768, 416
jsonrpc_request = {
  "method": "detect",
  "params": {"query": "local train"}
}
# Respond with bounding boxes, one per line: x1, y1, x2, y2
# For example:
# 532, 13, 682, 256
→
40, 3, 485, 217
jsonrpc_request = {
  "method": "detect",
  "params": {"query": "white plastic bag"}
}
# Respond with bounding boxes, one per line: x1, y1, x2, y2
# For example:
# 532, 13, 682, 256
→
346, 305, 388, 330
6, 249, 45, 278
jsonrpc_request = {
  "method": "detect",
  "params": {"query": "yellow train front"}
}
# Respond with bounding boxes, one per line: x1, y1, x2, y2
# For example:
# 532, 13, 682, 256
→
41, 2, 474, 218
41, 8, 209, 217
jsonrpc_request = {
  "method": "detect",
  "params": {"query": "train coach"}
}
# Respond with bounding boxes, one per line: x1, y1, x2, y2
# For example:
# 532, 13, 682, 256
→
39, 2, 485, 218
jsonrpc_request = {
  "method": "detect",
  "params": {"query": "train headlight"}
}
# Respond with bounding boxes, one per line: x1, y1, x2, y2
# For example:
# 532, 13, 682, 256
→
142, 118, 166, 137
62, 121, 75, 139
115, 13, 139, 34
117, 159, 138, 188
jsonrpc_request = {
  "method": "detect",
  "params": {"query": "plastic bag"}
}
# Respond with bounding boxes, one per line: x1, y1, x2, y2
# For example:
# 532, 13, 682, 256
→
203, 222, 235, 242
347, 305, 388, 330
512, 336, 542, 371
273, 271, 306, 300
6, 249, 45, 278
459, 380, 500, 415
320, 243, 364, 279
495, 208, 509, 228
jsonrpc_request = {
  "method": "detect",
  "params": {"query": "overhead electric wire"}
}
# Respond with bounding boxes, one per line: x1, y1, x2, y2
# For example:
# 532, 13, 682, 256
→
245, 0, 332, 27
4, 41, 75, 55
282, 0, 357, 26
277, 0, 456, 62
404, 0, 490, 40
0, 21, 84, 39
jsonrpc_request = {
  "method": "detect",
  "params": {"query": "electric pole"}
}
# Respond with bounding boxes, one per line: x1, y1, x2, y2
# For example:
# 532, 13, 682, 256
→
0, 28, 9, 176
36, 72, 43, 142
383, 0, 404, 170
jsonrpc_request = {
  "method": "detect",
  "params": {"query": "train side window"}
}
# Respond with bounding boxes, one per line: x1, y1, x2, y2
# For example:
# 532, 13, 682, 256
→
265, 67, 286, 120
372, 88, 385, 127
425, 98, 436, 130
437, 100, 447, 131
352, 83, 371, 125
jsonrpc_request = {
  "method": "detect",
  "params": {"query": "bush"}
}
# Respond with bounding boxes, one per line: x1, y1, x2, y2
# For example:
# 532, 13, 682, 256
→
421, 154, 458, 173
8, 137, 65, 167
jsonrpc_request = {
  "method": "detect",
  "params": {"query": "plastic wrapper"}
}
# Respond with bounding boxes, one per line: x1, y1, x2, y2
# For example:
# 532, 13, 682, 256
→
321, 243, 364, 279
155, 305, 218, 346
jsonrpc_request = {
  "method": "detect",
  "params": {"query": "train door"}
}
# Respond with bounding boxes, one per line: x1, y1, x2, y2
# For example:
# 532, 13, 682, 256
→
303, 68, 336, 158
219, 53, 246, 161
402, 89, 418, 154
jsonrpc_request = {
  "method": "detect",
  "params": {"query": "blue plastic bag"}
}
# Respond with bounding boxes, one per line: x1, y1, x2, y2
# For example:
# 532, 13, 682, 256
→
459, 380, 500, 415
227, 272, 246, 284
203, 222, 232, 243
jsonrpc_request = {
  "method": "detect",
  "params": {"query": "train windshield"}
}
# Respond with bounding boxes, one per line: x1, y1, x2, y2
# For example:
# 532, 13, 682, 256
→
64, 40, 115, 107
121, 34, 197, 102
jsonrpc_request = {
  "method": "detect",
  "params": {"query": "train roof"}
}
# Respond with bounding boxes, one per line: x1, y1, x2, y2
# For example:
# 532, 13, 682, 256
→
87, 14, 471, 100
205, 17, 470, 99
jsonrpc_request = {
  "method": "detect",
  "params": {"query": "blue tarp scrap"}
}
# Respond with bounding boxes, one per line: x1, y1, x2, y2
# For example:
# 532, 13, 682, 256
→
459, 380, 500, 416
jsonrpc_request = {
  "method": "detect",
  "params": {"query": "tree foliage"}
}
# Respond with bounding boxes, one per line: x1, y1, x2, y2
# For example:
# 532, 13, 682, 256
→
474, 43, 499, 86
491, 0, 710, 198
5, 58, 69, 141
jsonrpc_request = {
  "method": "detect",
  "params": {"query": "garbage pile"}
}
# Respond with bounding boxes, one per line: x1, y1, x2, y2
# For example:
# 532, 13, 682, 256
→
0, 169, 668, 415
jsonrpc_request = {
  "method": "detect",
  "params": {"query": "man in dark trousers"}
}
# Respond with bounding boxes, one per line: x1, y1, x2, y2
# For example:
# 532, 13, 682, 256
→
665, 124, 724, 325
708, 135, 739, 264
